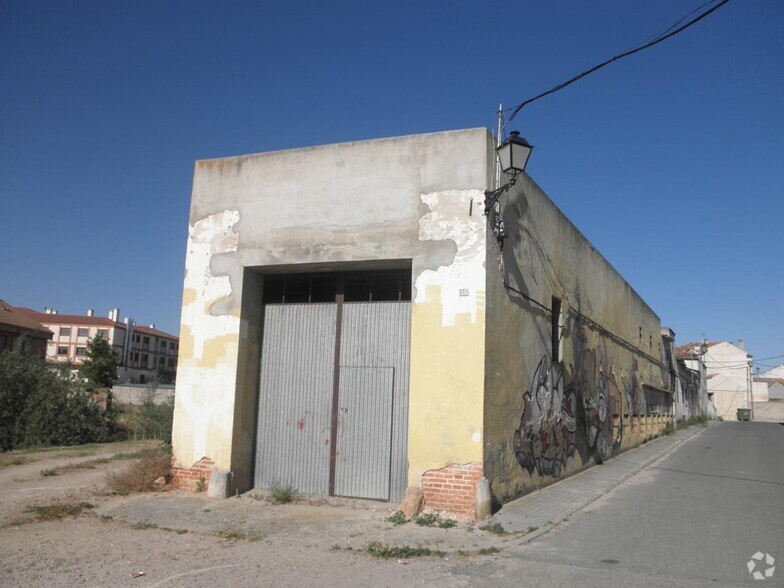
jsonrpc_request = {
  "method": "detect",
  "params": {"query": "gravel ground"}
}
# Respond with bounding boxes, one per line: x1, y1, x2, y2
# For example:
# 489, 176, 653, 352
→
0, 442, 515, 587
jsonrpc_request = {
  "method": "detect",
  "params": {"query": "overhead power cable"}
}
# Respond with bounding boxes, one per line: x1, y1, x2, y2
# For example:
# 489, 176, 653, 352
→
505, 0, 733, 125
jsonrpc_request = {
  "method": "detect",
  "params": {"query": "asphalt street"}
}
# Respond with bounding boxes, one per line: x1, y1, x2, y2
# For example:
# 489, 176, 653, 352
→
494, 422, 784, 587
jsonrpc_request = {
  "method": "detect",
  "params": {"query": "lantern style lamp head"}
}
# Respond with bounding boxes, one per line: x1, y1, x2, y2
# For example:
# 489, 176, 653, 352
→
497, 130, 534, 175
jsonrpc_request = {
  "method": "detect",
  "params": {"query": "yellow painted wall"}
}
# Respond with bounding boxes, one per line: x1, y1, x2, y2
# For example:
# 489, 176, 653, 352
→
408, 284, 485, 485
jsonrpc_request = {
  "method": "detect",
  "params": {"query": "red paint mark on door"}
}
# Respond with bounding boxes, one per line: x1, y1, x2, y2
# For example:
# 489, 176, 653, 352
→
297, 418, 305, 431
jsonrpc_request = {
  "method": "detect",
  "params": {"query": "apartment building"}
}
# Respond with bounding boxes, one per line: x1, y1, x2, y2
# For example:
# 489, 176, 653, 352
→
18, 307, 179, 384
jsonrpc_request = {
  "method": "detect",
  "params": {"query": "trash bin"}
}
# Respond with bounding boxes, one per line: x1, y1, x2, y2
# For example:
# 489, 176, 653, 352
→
736, 408, 751, 421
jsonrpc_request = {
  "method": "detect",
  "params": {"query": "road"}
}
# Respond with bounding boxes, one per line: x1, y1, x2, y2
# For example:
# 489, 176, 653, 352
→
486, 422, 784, 587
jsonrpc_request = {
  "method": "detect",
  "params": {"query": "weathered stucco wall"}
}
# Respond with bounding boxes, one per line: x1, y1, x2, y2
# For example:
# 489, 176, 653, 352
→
173, 129, 496, 493
483, 173, 670, 503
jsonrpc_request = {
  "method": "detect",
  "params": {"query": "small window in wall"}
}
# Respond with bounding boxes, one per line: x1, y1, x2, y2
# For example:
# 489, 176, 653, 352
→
57, 346, 68, 355
141, 353, 148, 366
60, 327, 71, 338
551, 297, 562, 362
97, 328, 109, 339
75, 347, 86, 357
77, 328, 89, 338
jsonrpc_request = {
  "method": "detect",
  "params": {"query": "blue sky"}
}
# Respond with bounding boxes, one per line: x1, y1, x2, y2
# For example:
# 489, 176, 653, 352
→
1, 1, 782, 366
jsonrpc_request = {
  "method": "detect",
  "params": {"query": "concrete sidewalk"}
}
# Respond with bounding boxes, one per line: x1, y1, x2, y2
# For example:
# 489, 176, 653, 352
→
490, 423, 711, 541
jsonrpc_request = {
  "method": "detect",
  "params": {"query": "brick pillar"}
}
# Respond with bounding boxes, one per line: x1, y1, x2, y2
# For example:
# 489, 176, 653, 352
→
420, 462, 483, 521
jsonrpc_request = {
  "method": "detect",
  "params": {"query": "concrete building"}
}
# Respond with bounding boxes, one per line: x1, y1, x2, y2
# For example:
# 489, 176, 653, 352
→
675, 341, 715, 419
696, 340, 754, 420
0, 299, 53, 358
18, 307, 179, 384
172, 128, 676, 517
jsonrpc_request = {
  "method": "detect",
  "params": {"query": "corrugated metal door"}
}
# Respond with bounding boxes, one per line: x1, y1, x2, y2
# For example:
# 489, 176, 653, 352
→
254, 303, 336, 495
335, 302, 411, 501
255, 298, 410, 502
333, 367, 394, 500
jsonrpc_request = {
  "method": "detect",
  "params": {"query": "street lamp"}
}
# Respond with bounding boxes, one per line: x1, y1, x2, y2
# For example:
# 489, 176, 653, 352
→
484, 131, 534, 215
484, 131, 534, 251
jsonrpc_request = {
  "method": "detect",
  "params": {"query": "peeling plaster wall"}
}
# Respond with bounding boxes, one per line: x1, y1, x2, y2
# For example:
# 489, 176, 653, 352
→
173, 128, 496, 491
483, 173, 670, 504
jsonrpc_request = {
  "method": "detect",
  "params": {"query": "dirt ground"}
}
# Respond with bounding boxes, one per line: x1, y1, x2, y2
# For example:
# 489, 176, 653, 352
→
0, 442, 523, 587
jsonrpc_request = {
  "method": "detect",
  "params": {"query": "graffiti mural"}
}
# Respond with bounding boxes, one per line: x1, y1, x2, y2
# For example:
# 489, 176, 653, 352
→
513, 357, 577, 478
515, 352, 624, 478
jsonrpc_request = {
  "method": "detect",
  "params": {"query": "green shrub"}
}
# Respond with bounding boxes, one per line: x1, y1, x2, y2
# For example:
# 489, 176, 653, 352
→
0, 350, 112, 451
113, 390, 174, 444
268, 483, 298, 504
386, 510, 407, 525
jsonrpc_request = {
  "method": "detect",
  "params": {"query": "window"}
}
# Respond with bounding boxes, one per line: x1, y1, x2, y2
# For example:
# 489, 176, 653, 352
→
262, 270, 412, 304
77, 328, 89, 338
97, 329, 109, 339
141, 353, 148, 366
57, 346, 68, 355
160, 340, 166, 351
159, 357, 165, 368
60, 327, 71, 338
168, 358, 175, 368
75, 347, 86, 357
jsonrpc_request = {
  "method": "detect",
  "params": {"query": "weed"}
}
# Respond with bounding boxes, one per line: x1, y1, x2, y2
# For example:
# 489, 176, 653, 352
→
195, 476, 207, 493
100, 515, 114, 522
386, 510, 407, 525
527, 526, 539, 533
268, 483, 297, 504
131, 521, 157, 530
106, 447, 171, 495
414, 512, 457, 528
217, 528, 262, 542
175, 529, 188, 534
40, 468, 58, 477
414, 512, 437, 527
25, 502, 94, 521
479, 521, 507, 535
458, 546, 500, 557
365, 541, 445, 559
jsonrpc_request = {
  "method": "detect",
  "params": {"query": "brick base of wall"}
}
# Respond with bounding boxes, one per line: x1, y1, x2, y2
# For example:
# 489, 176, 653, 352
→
421, 462, 483, 521
171, 456, 216, 490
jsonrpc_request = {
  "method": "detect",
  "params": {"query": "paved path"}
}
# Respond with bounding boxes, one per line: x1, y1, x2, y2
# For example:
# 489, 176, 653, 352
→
491, 423, 710, 538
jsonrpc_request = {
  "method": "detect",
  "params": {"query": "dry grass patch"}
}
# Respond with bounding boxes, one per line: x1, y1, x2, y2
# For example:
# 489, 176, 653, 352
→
25, 502, 94, 521
106, 447, 171, 494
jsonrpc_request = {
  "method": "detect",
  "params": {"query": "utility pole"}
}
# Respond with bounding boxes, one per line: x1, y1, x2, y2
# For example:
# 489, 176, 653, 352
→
747, 355, 755, 421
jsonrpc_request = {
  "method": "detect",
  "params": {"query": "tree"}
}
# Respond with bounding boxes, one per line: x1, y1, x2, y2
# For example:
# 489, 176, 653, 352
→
80, 334, 119, 388
0, 349, 109, 450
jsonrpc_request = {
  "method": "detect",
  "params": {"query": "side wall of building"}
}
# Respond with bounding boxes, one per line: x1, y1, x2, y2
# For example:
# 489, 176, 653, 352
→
173, 129, 495, 503
483, 173, 671, 504
704, 342, 751, 421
